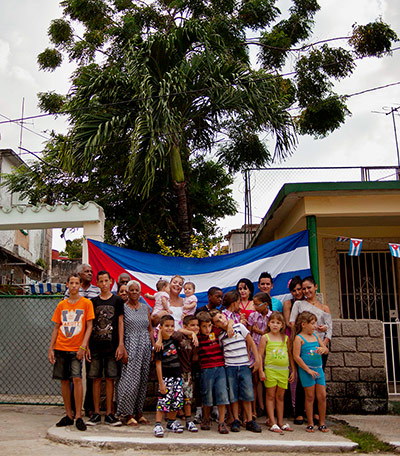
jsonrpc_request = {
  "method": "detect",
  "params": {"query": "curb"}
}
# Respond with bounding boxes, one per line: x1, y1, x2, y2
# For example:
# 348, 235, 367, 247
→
47, 426, 358, 452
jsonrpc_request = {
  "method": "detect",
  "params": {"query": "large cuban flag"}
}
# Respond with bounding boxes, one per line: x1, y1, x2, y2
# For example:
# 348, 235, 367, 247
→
88, 230, 311, 307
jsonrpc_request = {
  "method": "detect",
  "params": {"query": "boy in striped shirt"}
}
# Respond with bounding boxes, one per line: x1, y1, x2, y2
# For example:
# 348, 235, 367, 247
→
210, 309, 261, 433
196, 311, 230, 434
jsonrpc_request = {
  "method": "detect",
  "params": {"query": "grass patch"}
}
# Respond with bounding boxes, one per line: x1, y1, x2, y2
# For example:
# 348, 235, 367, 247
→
331, 420, 395, 453
388, 400, 400, 415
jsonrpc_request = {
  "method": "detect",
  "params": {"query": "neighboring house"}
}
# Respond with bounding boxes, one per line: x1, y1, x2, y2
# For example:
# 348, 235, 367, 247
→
247, 181, 400, 408
0, 149, 52, 287
225, 224, 259, 253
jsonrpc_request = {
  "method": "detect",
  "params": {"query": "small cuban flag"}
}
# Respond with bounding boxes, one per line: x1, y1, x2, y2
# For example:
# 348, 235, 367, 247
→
337, 236, 350, 242
349, 238, 363, 256
389, 243, 400, 258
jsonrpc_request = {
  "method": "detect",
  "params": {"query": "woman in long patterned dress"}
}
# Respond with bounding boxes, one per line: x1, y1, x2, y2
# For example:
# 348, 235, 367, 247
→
117, 280, 154, 425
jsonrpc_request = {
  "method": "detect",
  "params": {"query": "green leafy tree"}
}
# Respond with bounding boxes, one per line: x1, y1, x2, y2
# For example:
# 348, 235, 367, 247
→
4, 0, 399, 252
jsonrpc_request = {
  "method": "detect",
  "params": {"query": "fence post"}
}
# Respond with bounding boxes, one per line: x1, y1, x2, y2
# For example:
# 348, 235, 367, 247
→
307, 215, 320, 285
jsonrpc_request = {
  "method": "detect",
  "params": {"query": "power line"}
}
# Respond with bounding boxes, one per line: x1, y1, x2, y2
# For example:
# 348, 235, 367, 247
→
0, 112, 50, 141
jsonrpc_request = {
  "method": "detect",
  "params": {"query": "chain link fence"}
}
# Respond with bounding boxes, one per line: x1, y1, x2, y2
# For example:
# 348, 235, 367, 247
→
245, 166, 400, 223
0, 295, 63, 405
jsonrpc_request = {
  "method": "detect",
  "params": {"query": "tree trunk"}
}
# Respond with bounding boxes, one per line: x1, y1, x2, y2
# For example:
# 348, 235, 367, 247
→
170, 142, 191, 253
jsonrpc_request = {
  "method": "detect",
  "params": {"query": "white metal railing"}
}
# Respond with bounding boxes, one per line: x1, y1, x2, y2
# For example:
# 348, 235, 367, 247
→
383, 322, 400, 396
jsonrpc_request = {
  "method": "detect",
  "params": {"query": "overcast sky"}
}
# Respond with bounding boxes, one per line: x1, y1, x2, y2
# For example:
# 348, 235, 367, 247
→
1, 0, 399, 251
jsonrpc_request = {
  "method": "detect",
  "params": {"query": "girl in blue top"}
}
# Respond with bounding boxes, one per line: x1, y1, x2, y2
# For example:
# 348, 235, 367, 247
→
292, 311, 329, 433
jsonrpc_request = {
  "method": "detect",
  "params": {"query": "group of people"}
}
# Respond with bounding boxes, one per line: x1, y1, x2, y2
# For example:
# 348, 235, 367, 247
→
48, 264, 332, 437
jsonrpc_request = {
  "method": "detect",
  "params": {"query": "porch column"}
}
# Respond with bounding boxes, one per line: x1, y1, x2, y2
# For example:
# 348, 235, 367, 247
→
306, 215, 320, 285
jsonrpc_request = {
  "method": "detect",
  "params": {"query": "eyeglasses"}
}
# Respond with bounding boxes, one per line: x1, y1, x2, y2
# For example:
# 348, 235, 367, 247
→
120, 280, 129, 284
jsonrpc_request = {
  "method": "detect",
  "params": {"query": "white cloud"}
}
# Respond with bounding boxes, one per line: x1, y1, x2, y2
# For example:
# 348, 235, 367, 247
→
0, 39, 10, 71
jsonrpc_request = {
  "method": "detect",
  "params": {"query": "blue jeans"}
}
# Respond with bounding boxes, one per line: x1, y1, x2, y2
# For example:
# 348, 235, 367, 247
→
200, 366, 229, 406
226, 365, 254, 403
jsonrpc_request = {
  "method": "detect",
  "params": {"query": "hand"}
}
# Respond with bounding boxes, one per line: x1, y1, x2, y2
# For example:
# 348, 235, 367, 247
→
317, 324, 327, 333
86, 347, 91, 362
48, 348, 55, 364
159, 382, 167, 395
191, 333, 199, 347
154, 339, 163, 352
76, 348, 85, 361
259, 372, 266, 382
288, 371, 296, 383
227, 325, 234, 338
251, 358, 260, 373
308, 369, 319, 379
122, 347, 129, 364
240, 314, 247, 325
115, 345, 125, 361
316, 346, 327, 355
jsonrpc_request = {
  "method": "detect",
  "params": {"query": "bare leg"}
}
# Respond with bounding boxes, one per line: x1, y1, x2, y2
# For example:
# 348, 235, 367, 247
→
304, 385, 315, 427
61, 379, 73, 419
242, 401, 253, 423
266, 386, 277, 426
105, 378, 114, 415
184, 402, 191, 418
231, 401, 239, 420
217, 404, 226, 424
92, 378, 101, 414
72, 377, 83, 419
203, 405, 211, 421
275, 387, 286, 428
315, 384, 327, 426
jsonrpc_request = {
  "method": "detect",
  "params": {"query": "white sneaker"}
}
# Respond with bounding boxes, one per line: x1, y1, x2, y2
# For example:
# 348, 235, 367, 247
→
186, 420, 199, 432
166, 420, 184, 433
210, 406, 219, 422
154, 424, 164, 438
193, 408, 202, 424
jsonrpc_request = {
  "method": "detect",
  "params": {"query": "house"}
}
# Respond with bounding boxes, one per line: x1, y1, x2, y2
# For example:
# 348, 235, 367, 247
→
0, 149, 52, 289
247, 181, 400, 411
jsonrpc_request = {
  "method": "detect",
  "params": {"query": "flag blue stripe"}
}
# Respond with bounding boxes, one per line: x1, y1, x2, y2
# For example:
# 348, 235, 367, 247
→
89, 230, 309, 275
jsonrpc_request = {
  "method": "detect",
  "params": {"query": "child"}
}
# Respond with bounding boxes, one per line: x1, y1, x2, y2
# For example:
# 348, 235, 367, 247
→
154, 315, 185, 437
211, 309, 262, 433
196, 311, 230, 434
86, 270, 125, 427
248, 292, 272, 418
48, 273, 94, 431
195, 286, 223, 314
145, 279, 171, 326
257, 272, 283, 312
221, 290, 242, 324
292, 311, 329, 433
258, 311, 295, 433
182, 282, 198, 318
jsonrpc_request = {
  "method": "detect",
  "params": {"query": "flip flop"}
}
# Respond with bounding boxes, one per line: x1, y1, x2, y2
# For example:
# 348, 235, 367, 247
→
137, 416, 150, 425
306, 425, 315, 433
127, 417, 138, 426
318, 425, 330, 432
269, 424, 283, 433
281, 423, 294, 432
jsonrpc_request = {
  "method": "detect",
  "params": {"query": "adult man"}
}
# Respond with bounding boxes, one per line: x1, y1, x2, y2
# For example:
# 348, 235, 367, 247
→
64, 264, 101, 299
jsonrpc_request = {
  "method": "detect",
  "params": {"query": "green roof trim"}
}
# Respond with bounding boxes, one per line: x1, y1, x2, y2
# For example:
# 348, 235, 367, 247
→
250, 180, 400, 247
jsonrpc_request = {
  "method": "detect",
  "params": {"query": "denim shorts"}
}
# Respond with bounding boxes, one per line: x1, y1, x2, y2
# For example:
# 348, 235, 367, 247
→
226, 365, 254, 403
52, 350, 82, 380
87, 350, 120, 379
200, 366, 229, 406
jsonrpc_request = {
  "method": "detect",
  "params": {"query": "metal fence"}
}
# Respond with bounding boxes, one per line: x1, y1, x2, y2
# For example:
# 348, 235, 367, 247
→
384, 322, 400, 396
0, 295, 63, 405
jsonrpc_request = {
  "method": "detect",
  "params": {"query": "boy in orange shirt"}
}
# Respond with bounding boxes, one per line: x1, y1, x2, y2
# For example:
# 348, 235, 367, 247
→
48, 273, 94, 431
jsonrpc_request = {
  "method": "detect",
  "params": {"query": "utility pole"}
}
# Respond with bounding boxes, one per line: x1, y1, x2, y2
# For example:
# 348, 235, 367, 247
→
386, 106, 400, 168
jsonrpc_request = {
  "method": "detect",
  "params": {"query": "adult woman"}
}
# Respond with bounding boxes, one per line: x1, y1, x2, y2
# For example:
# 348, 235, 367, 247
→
236, 278, 255, 323
116, 280, 154, 425
117, 284, 128, 303
169, 275, 185, 330
289, 276, 332, 425
282, 276, 303, 332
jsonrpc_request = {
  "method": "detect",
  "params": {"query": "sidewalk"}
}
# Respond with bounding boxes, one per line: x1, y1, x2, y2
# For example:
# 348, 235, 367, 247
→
47, 411, 355, 453
2, 404, 400, 454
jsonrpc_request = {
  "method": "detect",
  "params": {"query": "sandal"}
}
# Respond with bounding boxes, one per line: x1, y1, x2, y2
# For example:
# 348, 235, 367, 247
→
137, 416, 150, 425
281, 423, 293, 432
269, 424, 283, 433
318, 425, 329, 432
306, 425, 315, 433
127, 417, 138, 426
